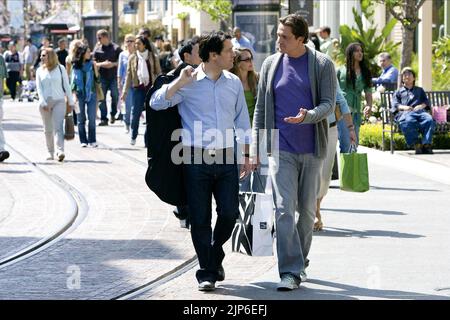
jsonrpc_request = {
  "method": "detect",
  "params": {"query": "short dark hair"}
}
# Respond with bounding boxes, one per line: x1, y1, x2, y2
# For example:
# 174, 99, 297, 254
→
178, 37, 199, 62
401, 67, 416, 86
401, 67, 415, 78
139, 27, 151, 38
198, 31, 231, 63
320, 26, 331, 35
97, 29, 109, 38
279, 13, 309, 43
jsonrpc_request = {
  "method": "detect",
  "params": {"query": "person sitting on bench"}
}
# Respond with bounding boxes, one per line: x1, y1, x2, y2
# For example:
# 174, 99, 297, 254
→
391, 67, 435, 154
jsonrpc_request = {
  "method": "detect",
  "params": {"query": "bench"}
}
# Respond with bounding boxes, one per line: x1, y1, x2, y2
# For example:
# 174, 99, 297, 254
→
380, 90, 450, 153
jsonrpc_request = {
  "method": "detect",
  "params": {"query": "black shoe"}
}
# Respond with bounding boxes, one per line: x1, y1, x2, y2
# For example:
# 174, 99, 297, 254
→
422, 144, 434, 154
414, 143, 423, 154
0, 151, 10, 162
217, 265, 225, 282
98, 120, 108, 126
116, 113, 123, 121
110, 117, 115, 124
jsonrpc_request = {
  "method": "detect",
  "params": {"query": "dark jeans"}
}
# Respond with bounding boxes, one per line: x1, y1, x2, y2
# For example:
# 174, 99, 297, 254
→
183, 151, 239, 283
131, 88, 146, 140
6, 71, 20, 100
77, 93, 97, 144
99, 77, 119, 121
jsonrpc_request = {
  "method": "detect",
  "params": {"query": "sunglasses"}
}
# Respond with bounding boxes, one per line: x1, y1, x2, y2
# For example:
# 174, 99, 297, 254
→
239, 57, 252, 62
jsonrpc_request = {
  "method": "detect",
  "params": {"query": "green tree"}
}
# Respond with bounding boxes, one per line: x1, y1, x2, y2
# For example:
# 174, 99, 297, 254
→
376, 0, 427, 71
432, 36, 450, 90
118, 20, 165, 44
178, 0, 232, 27
337, 0, 400, 77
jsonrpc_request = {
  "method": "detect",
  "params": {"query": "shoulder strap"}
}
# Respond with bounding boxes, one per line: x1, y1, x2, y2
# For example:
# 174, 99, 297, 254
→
58, 65, 66, 94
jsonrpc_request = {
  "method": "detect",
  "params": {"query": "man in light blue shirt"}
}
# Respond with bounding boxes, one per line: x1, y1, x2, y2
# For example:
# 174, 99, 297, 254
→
372, 52, 399, 90
231, 27, 256, 56
150, 31, 252, 292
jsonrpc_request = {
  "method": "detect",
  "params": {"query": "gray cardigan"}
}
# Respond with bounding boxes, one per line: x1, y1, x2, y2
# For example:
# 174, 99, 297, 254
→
251, 46, 336, 159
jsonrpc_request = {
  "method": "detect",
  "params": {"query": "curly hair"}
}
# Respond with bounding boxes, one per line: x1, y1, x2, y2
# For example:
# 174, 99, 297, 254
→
345, 42, 372, 89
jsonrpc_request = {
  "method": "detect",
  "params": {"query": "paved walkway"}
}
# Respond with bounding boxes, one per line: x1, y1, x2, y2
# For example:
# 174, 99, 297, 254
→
0, 99, 449, 300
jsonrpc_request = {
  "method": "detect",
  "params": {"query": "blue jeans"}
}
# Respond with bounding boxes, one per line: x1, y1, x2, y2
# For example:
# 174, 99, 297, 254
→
99, 77, 119, 121
124, 87, 134, 126
131, 88, 146, 140
77, 93, 97, 144
183, 152, 239, 283
398, 111, 435, 146
337, 112, 361, 153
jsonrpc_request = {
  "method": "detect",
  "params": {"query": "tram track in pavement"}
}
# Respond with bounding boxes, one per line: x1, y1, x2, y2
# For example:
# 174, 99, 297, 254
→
97, 141, 199, 300
0, 143, 89, 270
3, 106, 198, 299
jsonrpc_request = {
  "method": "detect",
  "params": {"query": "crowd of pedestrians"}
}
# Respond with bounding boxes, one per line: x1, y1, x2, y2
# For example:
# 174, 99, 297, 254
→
0, 12, 437, 295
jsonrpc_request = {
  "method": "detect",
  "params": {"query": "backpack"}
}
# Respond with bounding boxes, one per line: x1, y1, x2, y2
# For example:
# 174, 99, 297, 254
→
144, 63, 188, 206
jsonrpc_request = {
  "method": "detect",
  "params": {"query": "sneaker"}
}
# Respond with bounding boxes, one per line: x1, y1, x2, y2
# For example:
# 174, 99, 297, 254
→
198, 280, 216, 292
300, 271, 307, 282
46, 153, 54, 161
124, 124, 130, 134
0, 150, 10, 162
98, 120, 108, 126
414, 143, 423, 154
57, 152, 65, 162
277, 274, 300, 291
81, 143, 88, 148
89, 143, 98, 148
217, 265, 225, 282
422, 144, 434, 154
130, 139, 136, 146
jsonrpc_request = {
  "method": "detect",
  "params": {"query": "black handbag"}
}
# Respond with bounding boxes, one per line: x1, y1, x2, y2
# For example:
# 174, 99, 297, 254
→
64, 113, 75, 140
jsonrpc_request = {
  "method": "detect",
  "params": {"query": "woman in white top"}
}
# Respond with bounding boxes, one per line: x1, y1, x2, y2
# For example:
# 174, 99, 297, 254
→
36, 48, 75, 161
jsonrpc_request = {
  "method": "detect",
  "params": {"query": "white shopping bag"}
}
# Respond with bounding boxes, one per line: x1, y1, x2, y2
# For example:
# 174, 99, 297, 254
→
232, 171, 274, 256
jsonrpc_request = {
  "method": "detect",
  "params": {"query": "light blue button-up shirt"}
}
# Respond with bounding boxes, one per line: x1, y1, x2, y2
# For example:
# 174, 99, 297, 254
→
328, 81, 351, 124
150, 64, 251, 150
372, 64, 399, 86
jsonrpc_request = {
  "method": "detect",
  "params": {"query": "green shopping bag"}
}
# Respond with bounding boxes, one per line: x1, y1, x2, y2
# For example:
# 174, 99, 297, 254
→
339, 145, 370, 192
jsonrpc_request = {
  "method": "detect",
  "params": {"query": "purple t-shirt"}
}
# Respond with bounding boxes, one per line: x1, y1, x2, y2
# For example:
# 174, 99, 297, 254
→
274, 53, 315, 154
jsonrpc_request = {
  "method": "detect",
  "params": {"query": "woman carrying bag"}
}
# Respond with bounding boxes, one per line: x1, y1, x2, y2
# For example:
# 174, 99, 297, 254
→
72, 44, 99, 148
121, 35, 161, 146
36, 48, 75, 161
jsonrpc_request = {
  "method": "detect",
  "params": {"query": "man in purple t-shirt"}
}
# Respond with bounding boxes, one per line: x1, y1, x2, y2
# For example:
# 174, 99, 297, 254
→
251, 14, 336, 291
